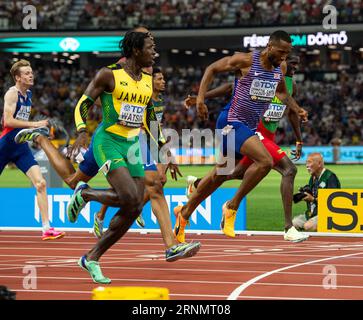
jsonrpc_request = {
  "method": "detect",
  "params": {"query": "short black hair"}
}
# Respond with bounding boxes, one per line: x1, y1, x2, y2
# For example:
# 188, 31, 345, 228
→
152, 67, 162, 76
119, 31, 150, 58
269, 30, 292, 44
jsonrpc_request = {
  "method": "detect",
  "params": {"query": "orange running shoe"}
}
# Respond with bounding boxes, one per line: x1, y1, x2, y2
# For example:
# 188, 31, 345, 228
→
221, 202, 237, 238
173, 206, 188, 243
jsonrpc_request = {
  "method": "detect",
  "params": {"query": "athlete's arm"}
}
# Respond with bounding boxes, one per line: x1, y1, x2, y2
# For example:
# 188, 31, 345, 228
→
184, 83, 233, 109
69, 67, 114, 158
3, 89, 48, 129
275, 78, 308, 123
143, 101, 182, 180
74, 67, 114, 133
143, 101, 166, 150
287, 108, 303, 160
196, 53, 252, 120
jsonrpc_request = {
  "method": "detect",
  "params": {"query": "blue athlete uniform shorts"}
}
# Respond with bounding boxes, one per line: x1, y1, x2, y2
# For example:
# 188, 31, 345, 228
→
0, 130, 38, 174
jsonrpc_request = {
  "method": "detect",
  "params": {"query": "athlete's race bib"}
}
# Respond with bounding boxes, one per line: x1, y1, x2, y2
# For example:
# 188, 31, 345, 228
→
263, 103, 286, 122
249, 79, 278, 102
118, 103, 145, 127
15, 105, 31, 121
153, 106, 164, 123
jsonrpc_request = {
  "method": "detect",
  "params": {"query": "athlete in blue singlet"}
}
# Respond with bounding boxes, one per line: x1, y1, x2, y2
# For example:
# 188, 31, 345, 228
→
174, 30, 308, 243
0, 59, 65, 240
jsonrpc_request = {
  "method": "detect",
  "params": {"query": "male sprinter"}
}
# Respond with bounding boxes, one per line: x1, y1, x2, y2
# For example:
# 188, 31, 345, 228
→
93, 67, 181, 236
183, 54, 308, 242
66, 31, 200, 284
174, 30, 308, 243
0, 59, 65, 240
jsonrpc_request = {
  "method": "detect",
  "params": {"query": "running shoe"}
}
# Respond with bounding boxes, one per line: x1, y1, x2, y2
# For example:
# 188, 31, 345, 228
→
41, 227, 65, 241
78, 255, 111, 284
220, 202, 237, 238
186, 175, 198, 199
93, 212, 104, 239
67, 181, 88, 223
136, 214, 145, 228
14, 126, 49, 144
165, 241, 201, 262
284, 226, 309, 243
173, 206, 188, 243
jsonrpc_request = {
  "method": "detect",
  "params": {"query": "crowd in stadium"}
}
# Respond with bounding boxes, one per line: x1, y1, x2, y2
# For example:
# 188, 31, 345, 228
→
0, 61, 362, 146
78, 0, 363, 29
0, 0, 362, 30
0, 0, 72, 30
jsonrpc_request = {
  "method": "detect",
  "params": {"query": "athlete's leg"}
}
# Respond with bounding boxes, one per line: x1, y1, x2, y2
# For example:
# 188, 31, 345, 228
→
180, 164, 231, 220
227, 136, 273, 211
86, 167, 144, 261
35, 135, 76, 182
144, 170, 176, 248
26, 165, 50, 229
92, 204, 108, 239
273, 156, 297, 231
65, 168, 93, 189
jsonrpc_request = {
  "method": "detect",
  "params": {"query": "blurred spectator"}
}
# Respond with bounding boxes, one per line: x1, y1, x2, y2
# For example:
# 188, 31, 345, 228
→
0, 0, 71, 30
2, 0, 361, 31
0, 61, 362, 147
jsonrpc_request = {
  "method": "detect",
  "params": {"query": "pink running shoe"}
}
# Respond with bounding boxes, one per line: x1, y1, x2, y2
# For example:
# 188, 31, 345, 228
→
42, 228, 66, 241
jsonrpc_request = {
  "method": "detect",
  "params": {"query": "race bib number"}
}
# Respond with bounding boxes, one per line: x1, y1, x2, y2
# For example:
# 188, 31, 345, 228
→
15, 105, 31, 121
249, 79, 278, 102
155, 112, 163, 123
118, 103, 145, 127
263, 103, 286, 121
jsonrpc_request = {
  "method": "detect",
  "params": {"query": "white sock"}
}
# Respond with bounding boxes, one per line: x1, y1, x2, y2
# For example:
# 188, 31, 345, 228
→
42, 222, 50, 232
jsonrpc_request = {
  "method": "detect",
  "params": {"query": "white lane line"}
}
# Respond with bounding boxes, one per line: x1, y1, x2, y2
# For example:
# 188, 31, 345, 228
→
2, 275, 363, 289
1, 233, 361, 245
227, 251, 363, 300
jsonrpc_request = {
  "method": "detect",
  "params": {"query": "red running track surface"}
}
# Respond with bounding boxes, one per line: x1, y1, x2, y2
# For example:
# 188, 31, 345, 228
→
1, 231, 363, 300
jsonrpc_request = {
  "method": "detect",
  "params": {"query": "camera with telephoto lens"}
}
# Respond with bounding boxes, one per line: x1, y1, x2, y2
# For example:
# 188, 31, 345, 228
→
293, 185, 313, 203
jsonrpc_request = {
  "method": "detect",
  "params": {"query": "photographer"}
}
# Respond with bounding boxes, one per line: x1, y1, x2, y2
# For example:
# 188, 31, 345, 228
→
293, 153, 341, 231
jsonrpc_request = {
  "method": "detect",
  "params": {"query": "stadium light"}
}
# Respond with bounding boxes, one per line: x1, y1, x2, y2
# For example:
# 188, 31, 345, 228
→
222, 49, 229, 54
171, 49, 179, 53
198, 52, 206, 56
185, 50, 192, 55
344, 46, 352, 50
209, 48, 217, 53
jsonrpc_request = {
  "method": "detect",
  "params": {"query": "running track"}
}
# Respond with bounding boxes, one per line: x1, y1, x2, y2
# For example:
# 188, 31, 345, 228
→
1, 231, 363, 300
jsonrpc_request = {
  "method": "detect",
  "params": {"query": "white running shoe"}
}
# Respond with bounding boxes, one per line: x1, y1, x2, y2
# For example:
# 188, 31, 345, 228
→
186, 175, 198, 199
284, 226, 309, 243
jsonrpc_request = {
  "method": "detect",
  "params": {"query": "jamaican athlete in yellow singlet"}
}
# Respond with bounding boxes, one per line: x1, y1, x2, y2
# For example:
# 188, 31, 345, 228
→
90, 64, 152, 176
